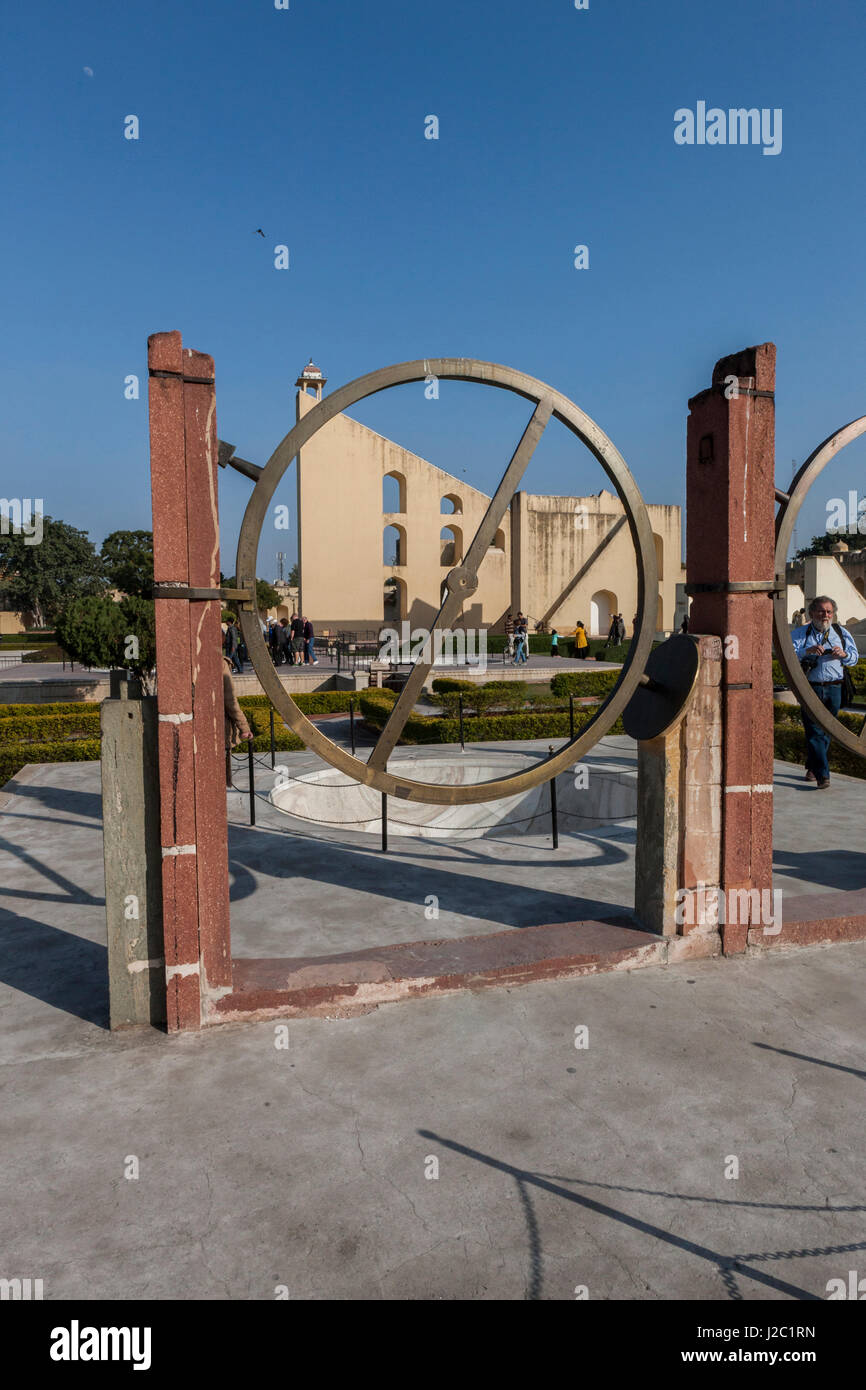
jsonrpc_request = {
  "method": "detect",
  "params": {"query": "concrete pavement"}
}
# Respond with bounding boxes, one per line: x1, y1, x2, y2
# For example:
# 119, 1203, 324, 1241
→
0, 745, 864, 1299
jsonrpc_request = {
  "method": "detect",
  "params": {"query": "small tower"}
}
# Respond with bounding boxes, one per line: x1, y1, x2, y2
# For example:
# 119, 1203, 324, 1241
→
295, 358, 326, 402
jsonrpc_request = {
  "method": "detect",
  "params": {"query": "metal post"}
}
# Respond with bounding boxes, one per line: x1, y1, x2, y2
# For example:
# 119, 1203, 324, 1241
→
269, 708, 276, 768
381, 792, 388, 852
569, 693, 575, 741
458, 693, 465, 753
247, 739, 256, 826
550, 775, 559, 849
349, 697, 356, 756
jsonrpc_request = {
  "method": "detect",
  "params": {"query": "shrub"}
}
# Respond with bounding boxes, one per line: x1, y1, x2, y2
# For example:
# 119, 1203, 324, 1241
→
0, 737, 101, 788
238, 690, 357, 716
550, 670, 620, 698
0, 711, 101, 746
430, 678, 477, 693
0, 700, 96, 719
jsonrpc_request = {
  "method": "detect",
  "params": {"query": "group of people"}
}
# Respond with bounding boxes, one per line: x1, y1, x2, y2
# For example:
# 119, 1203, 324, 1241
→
504, 611, 530, 664
222, 611, 319, 675
266, 614, 318, 667
604, 613, 627, 647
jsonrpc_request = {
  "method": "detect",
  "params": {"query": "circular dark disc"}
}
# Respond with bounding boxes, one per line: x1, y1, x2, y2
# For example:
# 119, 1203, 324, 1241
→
622, 634, 701, 741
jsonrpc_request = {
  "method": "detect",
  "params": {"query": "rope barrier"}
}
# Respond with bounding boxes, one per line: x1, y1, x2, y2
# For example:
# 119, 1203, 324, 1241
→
229, 777, 634, 833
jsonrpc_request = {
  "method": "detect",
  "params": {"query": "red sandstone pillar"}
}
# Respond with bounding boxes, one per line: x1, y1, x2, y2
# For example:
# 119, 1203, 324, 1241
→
148, 331, 232, 1030
686, 345, 776, 953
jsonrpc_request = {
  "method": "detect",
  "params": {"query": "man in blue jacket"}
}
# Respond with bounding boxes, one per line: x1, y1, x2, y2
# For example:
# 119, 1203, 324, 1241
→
790, 596, 859, 788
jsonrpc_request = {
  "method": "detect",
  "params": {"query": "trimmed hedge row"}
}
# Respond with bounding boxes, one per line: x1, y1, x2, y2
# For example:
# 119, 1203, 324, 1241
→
359, 686, 625, 744
0, 711, 101, 746
550, 669, 620, 698
238, 690, 357, 715
0, 700, 98, 719
0, 738, 102, 787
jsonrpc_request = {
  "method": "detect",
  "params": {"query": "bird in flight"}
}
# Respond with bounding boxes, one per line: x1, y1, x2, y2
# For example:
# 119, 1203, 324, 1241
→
254, 229, 266, 238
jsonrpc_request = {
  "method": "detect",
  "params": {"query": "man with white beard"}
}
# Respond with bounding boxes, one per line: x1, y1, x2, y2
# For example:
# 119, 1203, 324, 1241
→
790, 596, 859, 788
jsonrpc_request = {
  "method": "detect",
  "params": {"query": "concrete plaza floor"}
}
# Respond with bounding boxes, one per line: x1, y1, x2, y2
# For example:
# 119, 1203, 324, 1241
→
0, 741, 864, 1299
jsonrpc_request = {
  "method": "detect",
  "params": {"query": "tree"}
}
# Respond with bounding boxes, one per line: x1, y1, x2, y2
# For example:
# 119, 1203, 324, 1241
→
100, 530, 154, 599
222, 575, 281, 614
288, 563, 299, 587
55, 594, 155, 683
0, 515, 105, 628
793, 534, 839, 559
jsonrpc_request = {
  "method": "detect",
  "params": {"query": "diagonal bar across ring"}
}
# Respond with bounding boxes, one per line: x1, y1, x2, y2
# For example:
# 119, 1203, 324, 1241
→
236, 358, 658, 805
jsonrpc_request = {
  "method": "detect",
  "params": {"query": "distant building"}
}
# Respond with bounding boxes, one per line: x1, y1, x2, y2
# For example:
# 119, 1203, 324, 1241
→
291, 363, 683, 638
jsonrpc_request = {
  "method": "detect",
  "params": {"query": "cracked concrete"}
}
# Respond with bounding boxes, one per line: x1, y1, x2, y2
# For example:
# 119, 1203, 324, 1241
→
0, 752, 864, 1299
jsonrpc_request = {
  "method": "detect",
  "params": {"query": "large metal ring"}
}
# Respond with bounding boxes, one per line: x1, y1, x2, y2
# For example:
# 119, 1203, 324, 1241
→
237, 358, 658, 804
773, 416, 866, 758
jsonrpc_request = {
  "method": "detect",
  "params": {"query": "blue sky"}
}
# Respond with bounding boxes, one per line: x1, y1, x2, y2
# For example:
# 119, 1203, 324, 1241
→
3, 0, 866, 581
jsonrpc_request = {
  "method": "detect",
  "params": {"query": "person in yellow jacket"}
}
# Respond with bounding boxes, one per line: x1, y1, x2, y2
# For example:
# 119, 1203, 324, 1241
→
574, 621, 589, 657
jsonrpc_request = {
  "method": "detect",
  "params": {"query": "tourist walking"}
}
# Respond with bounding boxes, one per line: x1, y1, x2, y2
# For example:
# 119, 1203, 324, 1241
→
224, 617, 243, 674
573, 620, 588, 657
303, 616, 318, 665
791, 595, 859, 789
550, 629, 559, 657
513, 614, 528, 665
223, 653, 252, 787
504, 611, 515, 660
289, 611, 304, 665
274, 618, 291, 666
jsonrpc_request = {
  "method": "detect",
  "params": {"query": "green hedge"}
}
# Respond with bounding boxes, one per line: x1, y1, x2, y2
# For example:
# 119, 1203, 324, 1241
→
430, 678, 477, 693
0, 700, 99, 719
359, 686, 624, 744
0, 711, 101, 746
238, 690, 356, 716
0, 737, 101, 787
550, 669, 620, 698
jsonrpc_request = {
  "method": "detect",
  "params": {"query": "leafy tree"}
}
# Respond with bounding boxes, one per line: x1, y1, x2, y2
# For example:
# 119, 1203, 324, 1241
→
55, 594, 155, 683
100, 530, 154, 599
0, 515, 105, 628
222, 575, 281, 613
793, 533, 840, 559
288, 563, 299, 587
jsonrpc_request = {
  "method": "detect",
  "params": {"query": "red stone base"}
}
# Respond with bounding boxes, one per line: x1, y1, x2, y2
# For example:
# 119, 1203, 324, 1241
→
747, 890, 866, 951
208, 918, 722, 1023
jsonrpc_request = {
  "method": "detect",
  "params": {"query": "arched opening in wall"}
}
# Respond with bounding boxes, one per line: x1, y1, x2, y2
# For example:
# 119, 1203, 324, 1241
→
656, 593, 665, 630
488, 528, 506, 551
441, 493, 462, 514
383, 471, 406, 513
590, 589, 617, 637
440, 525, 463, 566
384, 524, 407, 566
384, 576, 406, 622
653, 533, 664, 581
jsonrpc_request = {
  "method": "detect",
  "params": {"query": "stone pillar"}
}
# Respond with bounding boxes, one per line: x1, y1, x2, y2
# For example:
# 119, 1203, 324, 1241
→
148, 331, 232, 1031
686, 345, 776, 953
635, 635, 722, 948
101, 673, 166, 1028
